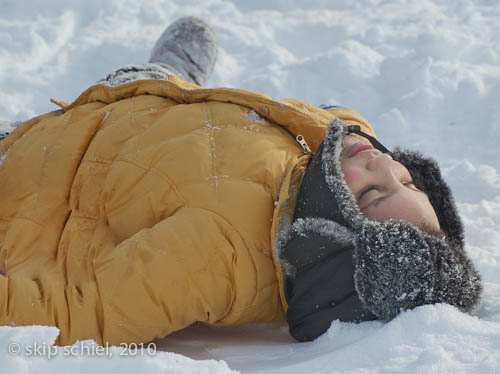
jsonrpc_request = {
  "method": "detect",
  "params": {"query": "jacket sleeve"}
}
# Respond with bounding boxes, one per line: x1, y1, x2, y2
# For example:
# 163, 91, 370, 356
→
95, 207, 236, 345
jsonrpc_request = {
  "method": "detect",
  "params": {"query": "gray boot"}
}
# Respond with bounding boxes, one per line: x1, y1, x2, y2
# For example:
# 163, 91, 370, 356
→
149, 16, 218, 86
97, 17, 218, 87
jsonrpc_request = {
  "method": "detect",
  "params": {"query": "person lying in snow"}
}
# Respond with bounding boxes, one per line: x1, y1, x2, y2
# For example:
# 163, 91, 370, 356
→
0, 17, 481, 346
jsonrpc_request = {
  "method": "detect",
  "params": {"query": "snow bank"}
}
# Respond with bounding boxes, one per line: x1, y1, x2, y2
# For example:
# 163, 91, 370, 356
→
280, 304, 500, 373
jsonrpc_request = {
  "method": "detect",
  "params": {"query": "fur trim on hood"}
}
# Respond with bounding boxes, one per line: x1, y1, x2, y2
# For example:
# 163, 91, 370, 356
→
280, 118, 482, 342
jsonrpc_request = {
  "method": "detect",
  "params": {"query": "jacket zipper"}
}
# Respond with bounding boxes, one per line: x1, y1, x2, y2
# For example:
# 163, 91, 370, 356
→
296, 134, 312, 155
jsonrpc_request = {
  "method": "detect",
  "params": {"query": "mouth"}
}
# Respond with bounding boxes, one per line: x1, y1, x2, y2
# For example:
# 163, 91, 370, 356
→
347, 141, 374, 158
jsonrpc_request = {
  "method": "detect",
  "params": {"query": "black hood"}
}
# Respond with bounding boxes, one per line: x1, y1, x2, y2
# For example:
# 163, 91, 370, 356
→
278, 118, 482, 342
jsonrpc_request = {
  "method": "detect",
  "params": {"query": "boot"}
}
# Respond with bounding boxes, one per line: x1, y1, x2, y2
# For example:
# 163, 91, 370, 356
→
149, 16, 218, 86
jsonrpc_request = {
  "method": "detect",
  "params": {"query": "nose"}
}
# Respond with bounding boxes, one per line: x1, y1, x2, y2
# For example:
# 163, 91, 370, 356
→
366, 152, 401, 185
366, 151, 393, 172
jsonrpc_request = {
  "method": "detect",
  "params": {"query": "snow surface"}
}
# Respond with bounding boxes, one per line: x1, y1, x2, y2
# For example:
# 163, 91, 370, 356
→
1, 0, 500, 373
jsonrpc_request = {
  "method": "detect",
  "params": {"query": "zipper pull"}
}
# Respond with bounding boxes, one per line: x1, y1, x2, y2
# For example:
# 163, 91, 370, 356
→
296, 134, 312, 155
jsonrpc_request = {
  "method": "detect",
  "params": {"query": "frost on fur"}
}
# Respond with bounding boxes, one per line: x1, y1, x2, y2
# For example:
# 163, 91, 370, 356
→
353, 220, 482, 320
96, 63, 179, 87
292, 217, 354, 246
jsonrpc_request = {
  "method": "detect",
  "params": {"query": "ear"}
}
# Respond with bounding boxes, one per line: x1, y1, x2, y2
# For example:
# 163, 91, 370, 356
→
353, 220, 481, 321
392, 148, 464, 247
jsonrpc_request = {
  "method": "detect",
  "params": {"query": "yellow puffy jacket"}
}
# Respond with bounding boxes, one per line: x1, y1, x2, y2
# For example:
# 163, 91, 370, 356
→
0, 76, 374, 346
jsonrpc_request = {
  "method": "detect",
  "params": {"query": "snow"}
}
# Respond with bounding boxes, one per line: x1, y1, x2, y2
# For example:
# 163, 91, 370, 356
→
243, 109, 269, 126
0, 147, 12, 167
1, 0, 500, 373
1, 325, 236, 374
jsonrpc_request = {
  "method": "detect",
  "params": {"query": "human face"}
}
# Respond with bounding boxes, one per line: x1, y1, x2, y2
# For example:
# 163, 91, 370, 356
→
340, 135, 441, 231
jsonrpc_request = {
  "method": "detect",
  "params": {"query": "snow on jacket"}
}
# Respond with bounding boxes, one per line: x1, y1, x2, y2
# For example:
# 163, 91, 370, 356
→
0, 76, 375, 346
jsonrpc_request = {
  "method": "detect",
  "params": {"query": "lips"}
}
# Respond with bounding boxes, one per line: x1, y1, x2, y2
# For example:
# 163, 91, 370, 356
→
347, 141, 374, 158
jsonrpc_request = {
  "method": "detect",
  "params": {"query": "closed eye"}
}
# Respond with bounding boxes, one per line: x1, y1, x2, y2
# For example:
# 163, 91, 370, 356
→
358, 182, 422, 204
358, 185, 380, 201
403, 181, 423, 193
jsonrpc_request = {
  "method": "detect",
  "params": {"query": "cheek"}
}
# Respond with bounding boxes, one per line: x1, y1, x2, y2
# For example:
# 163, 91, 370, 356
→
341, 165, 364, 193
